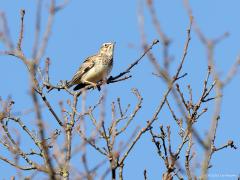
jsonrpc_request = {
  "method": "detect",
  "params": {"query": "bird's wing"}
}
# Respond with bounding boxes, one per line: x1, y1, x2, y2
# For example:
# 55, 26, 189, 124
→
68, 55, 96, 86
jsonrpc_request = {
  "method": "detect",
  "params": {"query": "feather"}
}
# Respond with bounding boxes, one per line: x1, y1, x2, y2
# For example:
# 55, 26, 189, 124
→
67, 55, 96, 88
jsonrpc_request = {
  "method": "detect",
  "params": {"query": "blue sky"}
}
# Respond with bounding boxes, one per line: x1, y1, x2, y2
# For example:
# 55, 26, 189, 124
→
0, 0, 240, 179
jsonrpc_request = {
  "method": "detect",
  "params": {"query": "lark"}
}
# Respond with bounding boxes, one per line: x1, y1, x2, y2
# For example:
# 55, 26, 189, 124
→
67, 42, 115, 91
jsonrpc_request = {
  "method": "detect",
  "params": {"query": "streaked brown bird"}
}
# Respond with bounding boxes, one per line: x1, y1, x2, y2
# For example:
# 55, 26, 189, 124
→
67, 42, 115, 91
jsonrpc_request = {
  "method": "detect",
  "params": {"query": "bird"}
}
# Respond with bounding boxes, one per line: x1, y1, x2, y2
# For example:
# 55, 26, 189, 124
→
67, 42, 115, 91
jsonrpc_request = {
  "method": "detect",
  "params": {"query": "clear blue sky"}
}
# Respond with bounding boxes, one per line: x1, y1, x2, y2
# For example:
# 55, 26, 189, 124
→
0, 0, 239, 179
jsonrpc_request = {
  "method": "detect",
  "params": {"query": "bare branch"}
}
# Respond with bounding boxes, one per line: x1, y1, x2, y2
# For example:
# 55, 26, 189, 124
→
17, 9, 25, 51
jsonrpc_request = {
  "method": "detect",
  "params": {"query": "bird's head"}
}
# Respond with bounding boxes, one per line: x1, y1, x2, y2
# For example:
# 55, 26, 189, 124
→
99, 42, 115, 57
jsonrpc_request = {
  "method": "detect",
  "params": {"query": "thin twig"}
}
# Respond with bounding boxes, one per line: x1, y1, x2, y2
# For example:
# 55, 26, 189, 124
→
17, 9, 25, 51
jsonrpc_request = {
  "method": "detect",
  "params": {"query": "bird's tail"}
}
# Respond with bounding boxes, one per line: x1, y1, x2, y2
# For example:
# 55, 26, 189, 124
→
73, 83, 86, 91
66, 81, 86, 91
